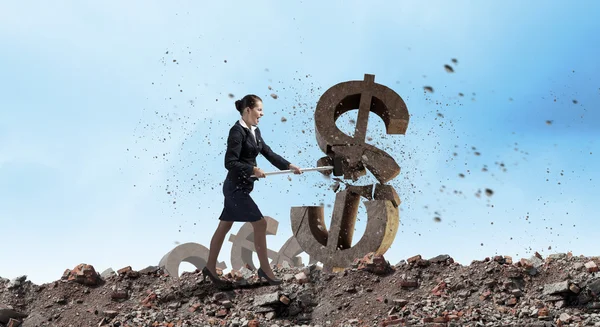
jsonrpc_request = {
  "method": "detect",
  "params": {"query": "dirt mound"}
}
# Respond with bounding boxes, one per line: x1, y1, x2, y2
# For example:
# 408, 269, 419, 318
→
1, 252, 600, 327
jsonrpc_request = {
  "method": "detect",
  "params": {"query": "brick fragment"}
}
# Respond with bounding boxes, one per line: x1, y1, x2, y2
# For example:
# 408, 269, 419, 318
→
433, 316, 448, 323
117, 266, 132, 275
584, 261, 598, 272
431, 281, 446, 296
295, 272, 308, 283
279, 295, 290, 305
479, 290, 491, 301
64, 264, 100, 286
357, 252, 391, 274
407, 255, 421, 264
141, 292, 157, 306
520, 258, 533, 268
399, 280, 419, 288
381, 318, 403, 326
111, 290, 128, 301
7, 318, 22, 327
569, 284, 581, 293
506, 297, 517, 306
188, 303, 201, 312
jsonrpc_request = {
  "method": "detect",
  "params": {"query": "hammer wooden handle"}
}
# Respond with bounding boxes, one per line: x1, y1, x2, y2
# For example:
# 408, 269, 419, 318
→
251, 166, 334, 178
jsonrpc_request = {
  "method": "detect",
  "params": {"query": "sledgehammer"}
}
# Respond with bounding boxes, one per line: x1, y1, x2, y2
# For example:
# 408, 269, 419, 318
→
251, 165, 332, 178
251, 156, 343, 178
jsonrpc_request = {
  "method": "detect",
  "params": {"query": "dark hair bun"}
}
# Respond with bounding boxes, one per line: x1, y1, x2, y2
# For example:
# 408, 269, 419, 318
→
234, 94, 262, 115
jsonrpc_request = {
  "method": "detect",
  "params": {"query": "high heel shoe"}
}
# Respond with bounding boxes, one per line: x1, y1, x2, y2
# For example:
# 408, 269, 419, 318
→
202, 267, 228, 286
257, 267, 282, 286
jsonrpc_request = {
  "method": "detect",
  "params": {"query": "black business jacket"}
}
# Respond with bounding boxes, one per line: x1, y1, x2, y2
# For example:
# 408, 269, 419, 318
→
223, 120, 291, 192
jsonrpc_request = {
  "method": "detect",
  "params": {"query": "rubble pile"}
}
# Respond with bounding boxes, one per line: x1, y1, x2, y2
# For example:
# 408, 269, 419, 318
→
1, 252, 600, 327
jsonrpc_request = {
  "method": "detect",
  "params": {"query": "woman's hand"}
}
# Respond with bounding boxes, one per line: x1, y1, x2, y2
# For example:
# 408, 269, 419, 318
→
253, 167, 266, 178
289, 164, 302, 174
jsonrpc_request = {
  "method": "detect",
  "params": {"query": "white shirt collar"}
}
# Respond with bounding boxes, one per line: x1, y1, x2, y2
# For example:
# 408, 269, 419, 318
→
239, 118, 257, 132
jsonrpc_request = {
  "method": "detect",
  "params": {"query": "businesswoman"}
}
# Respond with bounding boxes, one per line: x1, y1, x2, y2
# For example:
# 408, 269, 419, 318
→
203, 94, 302, 286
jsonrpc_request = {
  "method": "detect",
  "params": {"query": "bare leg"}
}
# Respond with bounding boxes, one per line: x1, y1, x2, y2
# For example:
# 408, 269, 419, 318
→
206, 220, 234, 275
251, 217, 277, 280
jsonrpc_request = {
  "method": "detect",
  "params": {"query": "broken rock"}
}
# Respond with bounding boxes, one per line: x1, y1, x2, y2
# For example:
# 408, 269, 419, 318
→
110, 290, 128, 301
407, 255, 422, 264
7, 318, 21, 327
7, 276, 27, 289
139, 266, 160, 275
543, 281, 570, 295
355, 252, 392, 275
5, 252, 600, 327
100, 268, 116, 279
253, 292, 280, 307
587, 278, 600, 296
63, 264, 100, 286
392, 299, 409, 307
0, 308, 28, 325
429, 254, 452, 264
585, 261, 598, 273
530, 256, 544, 269
294, 272, 308, 284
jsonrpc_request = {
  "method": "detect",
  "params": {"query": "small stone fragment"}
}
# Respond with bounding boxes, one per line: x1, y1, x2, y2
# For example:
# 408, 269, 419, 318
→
543, 281, 570, 295
253, 292, 280, 306
295, 272, 308, 284
585, 261, 598, 272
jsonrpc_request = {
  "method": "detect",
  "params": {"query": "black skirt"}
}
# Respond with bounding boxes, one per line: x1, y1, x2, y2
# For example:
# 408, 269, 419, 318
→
218, 178, 263, 222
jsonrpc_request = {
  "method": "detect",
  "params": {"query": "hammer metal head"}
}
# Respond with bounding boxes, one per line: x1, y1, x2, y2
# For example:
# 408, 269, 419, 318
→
332, 155, 343, 176
317, 155, 344, 177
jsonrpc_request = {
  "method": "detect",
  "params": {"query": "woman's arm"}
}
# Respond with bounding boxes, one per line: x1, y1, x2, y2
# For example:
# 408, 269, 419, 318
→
224, 128, 255, 179
258, 132, 291, 170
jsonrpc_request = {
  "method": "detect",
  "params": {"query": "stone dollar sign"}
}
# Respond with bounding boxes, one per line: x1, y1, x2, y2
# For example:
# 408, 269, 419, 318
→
228, 216, 281, 271
229, 216, 306, 270
291, 74, 409, 272
159, 242, 227, 277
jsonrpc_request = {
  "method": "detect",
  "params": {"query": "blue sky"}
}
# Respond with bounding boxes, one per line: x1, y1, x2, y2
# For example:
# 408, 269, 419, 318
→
1, 1, 598, 284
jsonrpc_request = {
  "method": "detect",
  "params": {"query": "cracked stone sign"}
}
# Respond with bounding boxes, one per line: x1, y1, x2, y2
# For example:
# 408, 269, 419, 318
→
158, 243, 228, 277
159, 217, 311, 277
228, 216, 311, 271
291, 73, 409, 273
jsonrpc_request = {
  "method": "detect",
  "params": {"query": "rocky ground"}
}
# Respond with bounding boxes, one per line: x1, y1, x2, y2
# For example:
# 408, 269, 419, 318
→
1, 252, 600, 327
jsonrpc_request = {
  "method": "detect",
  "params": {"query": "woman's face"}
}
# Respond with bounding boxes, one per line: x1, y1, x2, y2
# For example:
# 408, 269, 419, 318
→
246, 101, 264, 126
